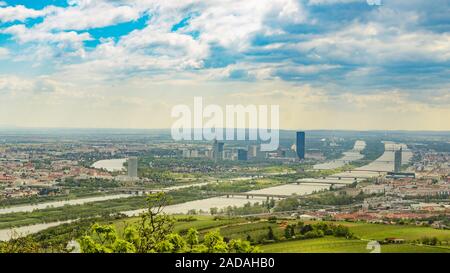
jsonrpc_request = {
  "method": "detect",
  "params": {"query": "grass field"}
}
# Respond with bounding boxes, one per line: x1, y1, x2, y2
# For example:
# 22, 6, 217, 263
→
260, 237, 450, 253
336, 222, 450, 242
261, 237, 368, 253
107, 215, 450, 253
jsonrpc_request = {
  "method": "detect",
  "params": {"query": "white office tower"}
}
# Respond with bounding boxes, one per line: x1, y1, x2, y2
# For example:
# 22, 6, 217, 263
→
128, 156, 138, 178
249, 145, 258, 158
182, 149, 191, 158
190, 150, 199, 157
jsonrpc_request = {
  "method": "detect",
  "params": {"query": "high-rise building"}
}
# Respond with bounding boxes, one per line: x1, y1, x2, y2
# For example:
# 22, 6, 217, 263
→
394, 147, 402, 173
190, 150, 198, 158
296, 131, 305, 160
237, 149, 248, 161
127, 156, 138, 178
213, 140, 224, 161
249, 145, 258, 158
182, 149, 191, 158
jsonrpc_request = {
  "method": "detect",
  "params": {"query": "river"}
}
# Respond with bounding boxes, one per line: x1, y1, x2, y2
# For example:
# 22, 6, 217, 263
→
0, 194, 132, 215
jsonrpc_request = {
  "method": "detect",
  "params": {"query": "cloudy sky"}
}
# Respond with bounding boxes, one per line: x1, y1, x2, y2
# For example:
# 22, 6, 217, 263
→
0, 0, 449, 130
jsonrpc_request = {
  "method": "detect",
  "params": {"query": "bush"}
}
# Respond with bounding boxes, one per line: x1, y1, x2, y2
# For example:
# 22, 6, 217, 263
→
303, 230, 324, 239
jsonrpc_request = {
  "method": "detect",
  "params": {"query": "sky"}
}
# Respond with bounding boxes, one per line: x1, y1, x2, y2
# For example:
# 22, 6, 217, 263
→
0, 0, 449, 130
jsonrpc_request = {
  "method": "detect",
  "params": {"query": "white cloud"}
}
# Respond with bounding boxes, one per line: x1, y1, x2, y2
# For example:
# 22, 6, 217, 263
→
0, 5, 58, 22
294, 22, 450, 64
36, 1, 143, 31
185, 0, 307, 51
2, 24, 92, 59
308, 0, 363, 5
0, 0, 449, 130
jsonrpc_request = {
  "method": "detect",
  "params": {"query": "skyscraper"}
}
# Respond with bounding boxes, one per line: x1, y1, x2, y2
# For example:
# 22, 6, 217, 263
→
394, 147, 402, 173
237, 149, 248, 161
249, 145, 258, 158
213, 140, 224, 161
296, 131, 305, 160
128, 157, 138, 178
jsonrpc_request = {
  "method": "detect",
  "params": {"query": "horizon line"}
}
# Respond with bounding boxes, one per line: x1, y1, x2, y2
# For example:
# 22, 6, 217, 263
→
0, 126, 449, 133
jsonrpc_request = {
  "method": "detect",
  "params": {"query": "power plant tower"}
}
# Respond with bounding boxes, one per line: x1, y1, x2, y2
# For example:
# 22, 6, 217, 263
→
128, 156, 138, 178
394, 148, 402, 173
296, 131, 305, 160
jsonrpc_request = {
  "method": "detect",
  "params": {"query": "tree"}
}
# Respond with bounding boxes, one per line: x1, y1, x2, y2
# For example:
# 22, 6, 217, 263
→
300, 224, 313, 235
203, 230, 228, 253
0, 231, 42, 253
166, 233, 186, 253
228, 239, 260, 253
267, 227, 276, 241
133, 192, 175, 253
333, 225, 352, 238
77, 192, 257, 254
186, 228, 199, 251
285, 226, 293, 239
79, 192, 175, 253
210, 207, 218, 215
284, 224, 295, 239
274, 197, 299, 212
268, 199, 276, 209
112, 239, 136, 253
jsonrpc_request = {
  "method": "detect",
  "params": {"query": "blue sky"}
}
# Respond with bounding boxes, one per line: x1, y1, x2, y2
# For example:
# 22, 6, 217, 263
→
0, 0, 449, 130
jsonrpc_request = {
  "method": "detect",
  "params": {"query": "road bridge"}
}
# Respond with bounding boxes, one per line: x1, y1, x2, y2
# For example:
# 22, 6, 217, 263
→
205, 192, 292, 200
293, 180, 355, 186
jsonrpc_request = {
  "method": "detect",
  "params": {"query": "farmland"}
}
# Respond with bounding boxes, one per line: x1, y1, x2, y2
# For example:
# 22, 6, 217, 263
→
260, 237, 450, 253
103, 215, 450, 253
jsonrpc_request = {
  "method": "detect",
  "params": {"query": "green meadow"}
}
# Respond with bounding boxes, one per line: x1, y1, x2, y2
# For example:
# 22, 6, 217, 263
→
260, 237, 450, 253
107, 215, 450, 253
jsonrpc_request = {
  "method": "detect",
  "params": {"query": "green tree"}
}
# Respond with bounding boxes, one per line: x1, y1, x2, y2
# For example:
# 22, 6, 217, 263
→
284, 226, 293, 239
267, 227, 276, 241
186, 228, 199, 250
0, 232, 42, 253
210, 207, 218, 215
77, 192, 257, 254
228, 239, 260, 253
203, 230, 228, 253
133, 192, 175, 253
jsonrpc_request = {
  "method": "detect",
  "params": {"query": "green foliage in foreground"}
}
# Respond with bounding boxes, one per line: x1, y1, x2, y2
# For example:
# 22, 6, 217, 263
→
78, 193, 259, 253
0, 193, 259, 253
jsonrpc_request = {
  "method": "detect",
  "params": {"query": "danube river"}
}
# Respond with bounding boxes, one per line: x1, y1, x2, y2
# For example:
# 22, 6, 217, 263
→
0, 194, 132, 215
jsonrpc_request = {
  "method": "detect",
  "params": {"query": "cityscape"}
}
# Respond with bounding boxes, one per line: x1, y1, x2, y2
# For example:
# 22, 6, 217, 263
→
0, 129, 449, 254
0, 0, 449, 262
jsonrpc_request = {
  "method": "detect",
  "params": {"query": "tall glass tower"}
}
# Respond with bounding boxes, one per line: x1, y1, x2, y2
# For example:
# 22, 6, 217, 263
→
296, 131, 305, 160
394, 148, 402, 173
213, 140, 224, 161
